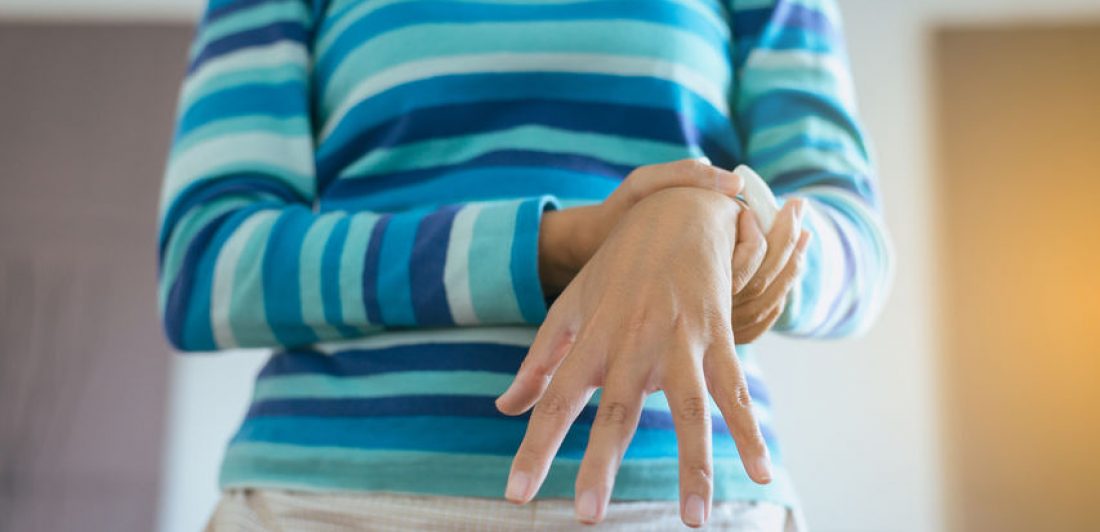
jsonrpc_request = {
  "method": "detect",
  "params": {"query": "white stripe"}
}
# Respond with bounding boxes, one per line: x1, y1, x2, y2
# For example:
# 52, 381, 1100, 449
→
312, 326, 538, 354
164, 131, 314, 203
320, 52, 728, 140
211, 210, 279, 348
443, 204, 482, 325
743, 49, 856, 110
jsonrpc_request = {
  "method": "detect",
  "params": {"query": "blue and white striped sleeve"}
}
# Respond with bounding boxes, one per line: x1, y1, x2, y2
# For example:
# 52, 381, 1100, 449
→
157, 0, 557, 352
729, 0, 894, 338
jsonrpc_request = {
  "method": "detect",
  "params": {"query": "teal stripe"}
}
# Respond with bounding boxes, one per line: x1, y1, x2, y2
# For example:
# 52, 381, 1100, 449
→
172, 116, 309, 158
340, 125, 692, 179
298, 212, 343, 339
181, 65, 307, 111
229, 212, 280, 345
321, 20, 728, 111
376, 210, 423, 325
262, 207, 317, 346
339, 213, 379, 326
250, 372, 762, 419
221, 443, 798, 503
221, 443, 797, 503
253, 371, 515, 401
510, 197, 554, 323
232, 416, 768, 460
466, 200, 522, 322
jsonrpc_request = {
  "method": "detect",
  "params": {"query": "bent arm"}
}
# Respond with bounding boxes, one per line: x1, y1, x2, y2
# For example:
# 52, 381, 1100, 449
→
730, 0, 894, 338
158, 0, 557, 352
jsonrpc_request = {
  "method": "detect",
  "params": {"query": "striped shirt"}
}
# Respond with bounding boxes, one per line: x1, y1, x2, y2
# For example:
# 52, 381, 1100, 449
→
157, 0, 893, 506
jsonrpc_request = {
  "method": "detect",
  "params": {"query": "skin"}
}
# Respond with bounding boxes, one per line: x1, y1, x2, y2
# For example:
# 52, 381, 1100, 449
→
538, 159, 812, 344
498, 186, 789, 527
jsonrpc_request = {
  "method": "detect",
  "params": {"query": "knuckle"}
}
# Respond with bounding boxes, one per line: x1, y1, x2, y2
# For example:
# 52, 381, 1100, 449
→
742, 279, 766, 299
780, 230, 798, 249
678, 395, 711, 425
677, 158, 710, 177
670, 312, 692, 335
750, 307, 772, 325
534, 389, 575, 421
732, 381, 753, 410
624, 308, 650, 334
595, 401, 631, 427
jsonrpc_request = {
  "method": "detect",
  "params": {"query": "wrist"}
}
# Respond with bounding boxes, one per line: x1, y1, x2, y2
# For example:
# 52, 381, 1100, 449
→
538, 207, 594, 296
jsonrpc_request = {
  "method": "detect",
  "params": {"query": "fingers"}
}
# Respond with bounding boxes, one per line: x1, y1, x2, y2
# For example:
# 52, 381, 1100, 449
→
731, 229, 810, 330
662, 357, 714, 528
496, 302, 576, 416
505, 350, 597, 505
739, 198, 805, 299
733, 304, 783, 346
621, 158, 743, 207
573, 362, 647, 524
731, 208, 766, 295
703, 339, 773, 485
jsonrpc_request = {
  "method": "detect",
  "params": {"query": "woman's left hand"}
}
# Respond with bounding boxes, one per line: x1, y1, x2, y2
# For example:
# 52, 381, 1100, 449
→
726, 201, 812, 344
495, 187, 772, 528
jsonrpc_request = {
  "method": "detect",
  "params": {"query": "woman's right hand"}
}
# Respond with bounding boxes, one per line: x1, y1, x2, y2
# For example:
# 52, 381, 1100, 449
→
501, 187, 771, 527
539, 158, 745, 296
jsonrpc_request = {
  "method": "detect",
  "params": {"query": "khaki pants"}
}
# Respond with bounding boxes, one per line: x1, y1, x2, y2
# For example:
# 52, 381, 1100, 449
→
206, 489, 804, 531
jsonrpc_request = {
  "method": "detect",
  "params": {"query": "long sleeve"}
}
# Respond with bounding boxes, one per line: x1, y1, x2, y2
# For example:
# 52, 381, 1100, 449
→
157, 0, 557, 352
729, 0, 894, 338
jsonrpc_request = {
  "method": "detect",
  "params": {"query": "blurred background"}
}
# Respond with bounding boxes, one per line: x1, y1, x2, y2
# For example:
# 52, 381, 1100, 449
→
1, 0, 1098, 531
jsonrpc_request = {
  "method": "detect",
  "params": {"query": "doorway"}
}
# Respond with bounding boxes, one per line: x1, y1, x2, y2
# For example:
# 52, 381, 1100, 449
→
935, 23, 1100, 532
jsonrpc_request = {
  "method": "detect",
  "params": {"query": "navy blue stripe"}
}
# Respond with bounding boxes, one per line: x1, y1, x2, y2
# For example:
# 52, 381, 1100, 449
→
258, 342, 527, 377
318, 100, 710, 189
731, 2, 835, 42
189, 21, 309, 74
244, 395, 776, 441
315, 71, 736, 151
179, 82, 305, 137
203, 0, 274, 25
409, 205, 460, 325
360, 214, 392, 324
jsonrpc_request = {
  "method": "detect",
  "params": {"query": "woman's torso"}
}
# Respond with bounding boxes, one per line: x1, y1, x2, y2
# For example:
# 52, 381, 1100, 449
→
221, 0, 796, 506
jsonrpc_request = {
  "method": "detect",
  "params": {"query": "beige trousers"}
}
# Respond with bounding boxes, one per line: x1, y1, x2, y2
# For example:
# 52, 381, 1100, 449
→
205, 489, 803, 531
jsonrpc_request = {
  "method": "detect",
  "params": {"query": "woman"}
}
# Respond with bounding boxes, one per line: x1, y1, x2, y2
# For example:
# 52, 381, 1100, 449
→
158, 0, 893, 529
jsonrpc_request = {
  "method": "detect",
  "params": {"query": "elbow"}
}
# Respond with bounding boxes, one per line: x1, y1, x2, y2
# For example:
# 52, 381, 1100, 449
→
823, 223, 896, 340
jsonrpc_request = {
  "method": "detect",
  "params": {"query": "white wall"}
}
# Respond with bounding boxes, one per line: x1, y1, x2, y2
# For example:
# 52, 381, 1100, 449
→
6, 1, 1098, 531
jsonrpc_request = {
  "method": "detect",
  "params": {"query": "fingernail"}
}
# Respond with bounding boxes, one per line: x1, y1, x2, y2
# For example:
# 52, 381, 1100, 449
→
695, 155, 712, 165
576, 489, 599, 521
747, 455, 773, 484
794, 199, 807, 221
685, 494, 705, 527
505, 471, 530, 502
